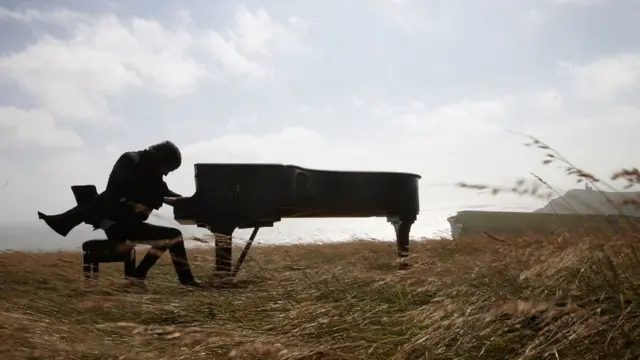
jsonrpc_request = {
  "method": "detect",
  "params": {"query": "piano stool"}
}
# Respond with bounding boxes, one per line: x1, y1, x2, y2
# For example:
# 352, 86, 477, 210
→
81, 239, 136, 281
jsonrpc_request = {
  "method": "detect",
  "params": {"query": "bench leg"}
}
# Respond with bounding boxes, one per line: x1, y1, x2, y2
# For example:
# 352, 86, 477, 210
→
83, 256, 99, 283
83, 252, 91, 280
82, 245, 137, 283
91, 262, 99, 280
124, 249, 136, 278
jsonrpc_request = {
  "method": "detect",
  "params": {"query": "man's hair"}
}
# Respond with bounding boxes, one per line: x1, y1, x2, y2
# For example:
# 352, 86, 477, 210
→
147, 140, 182, 172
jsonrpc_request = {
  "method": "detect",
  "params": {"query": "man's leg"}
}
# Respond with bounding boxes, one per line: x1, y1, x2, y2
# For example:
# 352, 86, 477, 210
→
37, 193, 106, 237
37, 205, 89, 237
105, 222, 199, 286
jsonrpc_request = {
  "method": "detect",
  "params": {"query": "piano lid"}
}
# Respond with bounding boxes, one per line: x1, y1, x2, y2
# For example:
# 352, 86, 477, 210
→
192, 162, 422, 179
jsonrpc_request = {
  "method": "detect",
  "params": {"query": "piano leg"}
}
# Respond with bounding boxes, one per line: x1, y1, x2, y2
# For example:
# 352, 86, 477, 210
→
212, 228, 234, 276
390, 217, 414, 270
231, 227, 260, 277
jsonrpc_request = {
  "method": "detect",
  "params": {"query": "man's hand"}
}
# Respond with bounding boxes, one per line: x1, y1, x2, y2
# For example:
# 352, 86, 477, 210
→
115, 241, 134, 254
164, 196, 184, 206
132, 202, 152, 215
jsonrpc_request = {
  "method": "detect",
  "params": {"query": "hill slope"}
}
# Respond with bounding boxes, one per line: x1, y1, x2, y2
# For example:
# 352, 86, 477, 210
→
533, 187, 640, 216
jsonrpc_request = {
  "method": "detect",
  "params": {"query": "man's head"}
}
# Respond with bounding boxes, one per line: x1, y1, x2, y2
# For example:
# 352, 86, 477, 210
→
147, 140, 182, 175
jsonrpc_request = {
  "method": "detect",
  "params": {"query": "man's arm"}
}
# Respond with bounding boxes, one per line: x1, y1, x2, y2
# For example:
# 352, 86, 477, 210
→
162, 180, 184, 206
165, 187, 182, 198
102, 152, 154, 215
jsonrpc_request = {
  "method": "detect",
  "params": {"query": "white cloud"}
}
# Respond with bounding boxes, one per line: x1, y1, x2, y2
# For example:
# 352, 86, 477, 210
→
385, 95, 515, 136
368, 0, 434, 33
559, 53, 640, 102
1, 151, 111, 223
201, 31, 272, 80
178, 95, 528, 190
607, 104, 640, 127
0, 11, 209, 122
0, 5, 308, 113
525, 107, 640, 184
199, 5, 309, 81
552, 0, 605, 5
182, 126, 373, 169
0, 5, 309, 149
0, 107, 82, 147
352, 95, 363, 107
531, 89, 563, 110
429, 96, 514, 125
229, 5, 309, 55
518, 8, 545, 32
0, 6, 88, 26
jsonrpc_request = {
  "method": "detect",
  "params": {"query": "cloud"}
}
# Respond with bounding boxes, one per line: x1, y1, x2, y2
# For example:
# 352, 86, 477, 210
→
177, 94, 529, 192
181, 126, 373, 170
201, 31, 272, 80
517, 8, 548, 34
381, 95, 515, 139
559, 53, 640, 102
0, 107, 82, 147
0, 5, 309, 147
229, 5, 309, 56
0, 9, 209, 122
0, 6, 88, 25
199, 5, 309, 81
351, 95, 363, 107
1, 150, 111, 222
368, 0, 435, 33
530, 89, 563, 110
524, 105, 640, 185
552, 0, 605, 5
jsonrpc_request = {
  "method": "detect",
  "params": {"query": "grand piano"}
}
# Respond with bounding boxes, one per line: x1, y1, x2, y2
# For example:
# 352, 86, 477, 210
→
172, 163, 421, 277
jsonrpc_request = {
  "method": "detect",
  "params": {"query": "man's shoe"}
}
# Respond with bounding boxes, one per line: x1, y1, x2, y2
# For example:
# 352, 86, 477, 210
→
176, 267, 202, 287
37, 212, 79, 237
123, 277, 148, 290
179, 278, 207, 288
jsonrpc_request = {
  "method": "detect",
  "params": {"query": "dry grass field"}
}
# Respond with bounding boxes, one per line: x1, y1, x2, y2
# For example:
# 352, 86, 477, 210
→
2, 228, 640, 360
2, 136, 640, 359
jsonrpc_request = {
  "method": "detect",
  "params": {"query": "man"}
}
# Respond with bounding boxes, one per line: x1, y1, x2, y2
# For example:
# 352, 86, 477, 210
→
37, 141, 201, 287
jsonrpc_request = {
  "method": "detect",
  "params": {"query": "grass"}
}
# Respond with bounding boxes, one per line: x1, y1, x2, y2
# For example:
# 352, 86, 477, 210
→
2, 134, 640, 359
2, 229, 640, 359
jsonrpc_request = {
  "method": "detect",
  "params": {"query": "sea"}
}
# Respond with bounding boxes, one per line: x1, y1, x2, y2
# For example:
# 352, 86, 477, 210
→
0, 203, 538, 252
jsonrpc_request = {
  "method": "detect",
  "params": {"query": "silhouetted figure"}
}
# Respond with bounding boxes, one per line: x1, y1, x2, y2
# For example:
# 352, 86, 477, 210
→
37, 141, 201, 287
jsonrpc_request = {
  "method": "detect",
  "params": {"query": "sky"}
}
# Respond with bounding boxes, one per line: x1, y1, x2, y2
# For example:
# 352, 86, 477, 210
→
1, 0, 640, 246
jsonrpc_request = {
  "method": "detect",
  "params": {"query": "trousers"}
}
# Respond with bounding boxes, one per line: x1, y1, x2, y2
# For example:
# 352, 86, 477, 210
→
105, 222, 196, 284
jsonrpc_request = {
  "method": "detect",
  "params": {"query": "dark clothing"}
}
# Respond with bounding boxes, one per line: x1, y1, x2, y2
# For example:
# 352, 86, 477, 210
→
37, 148, 197, 285
105, 223, 193, 284
96, 151, 195, 284
99, 151, 181, 226
130, 239, 194, 283
105, 222, 181, 243
37, 150, 181, 237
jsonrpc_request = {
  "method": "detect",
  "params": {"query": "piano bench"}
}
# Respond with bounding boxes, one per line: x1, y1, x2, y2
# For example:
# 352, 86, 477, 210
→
81, 239, 136, 281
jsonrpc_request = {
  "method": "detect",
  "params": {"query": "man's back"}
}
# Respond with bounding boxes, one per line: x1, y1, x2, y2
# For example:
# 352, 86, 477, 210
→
101, 150, 166, 223
37, 140, 184, 238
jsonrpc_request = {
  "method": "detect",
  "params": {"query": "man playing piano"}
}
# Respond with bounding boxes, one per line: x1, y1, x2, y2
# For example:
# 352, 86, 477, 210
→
37, 141, 201, 287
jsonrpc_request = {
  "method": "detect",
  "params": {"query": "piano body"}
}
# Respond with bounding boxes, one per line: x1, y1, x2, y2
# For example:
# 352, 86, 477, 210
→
172, 163, 421, 276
